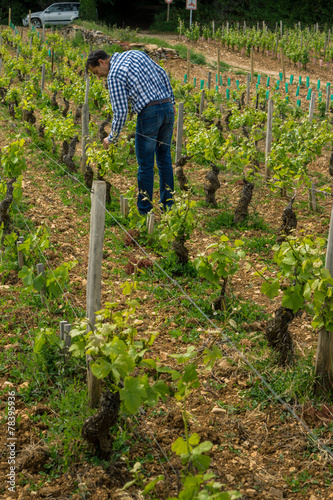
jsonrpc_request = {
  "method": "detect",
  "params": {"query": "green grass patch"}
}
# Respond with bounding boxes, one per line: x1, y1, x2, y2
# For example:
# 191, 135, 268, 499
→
205, 208, 270, 233
242, 234, 277, 255
219, 61, 231, 73
157, 253, 198, 278
174, 44, 206, 65
242, 351, 319, 406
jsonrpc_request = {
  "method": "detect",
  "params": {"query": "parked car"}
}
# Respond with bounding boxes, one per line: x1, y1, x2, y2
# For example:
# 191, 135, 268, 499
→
22, 2, 80, 28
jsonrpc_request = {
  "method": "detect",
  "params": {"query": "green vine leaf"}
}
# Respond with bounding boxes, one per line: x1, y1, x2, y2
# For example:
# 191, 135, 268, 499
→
91, 358, 113, 379
120, 377, 147, 414
281, 285, 304, 313
261, 279, 280, 299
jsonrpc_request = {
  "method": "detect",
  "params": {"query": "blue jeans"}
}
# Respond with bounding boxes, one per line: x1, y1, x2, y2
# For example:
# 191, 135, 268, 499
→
135, 102, 175, 214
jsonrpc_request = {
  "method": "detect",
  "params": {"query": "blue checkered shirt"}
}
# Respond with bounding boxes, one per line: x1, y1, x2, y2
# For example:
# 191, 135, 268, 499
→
106, 50, 175, 143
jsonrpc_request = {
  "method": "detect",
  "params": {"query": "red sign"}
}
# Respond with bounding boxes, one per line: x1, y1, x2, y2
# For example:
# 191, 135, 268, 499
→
186, 0, 197, 9
165, 0, 172, 3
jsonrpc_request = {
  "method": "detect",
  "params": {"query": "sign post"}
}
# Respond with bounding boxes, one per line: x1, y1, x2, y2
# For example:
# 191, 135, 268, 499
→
186, 0, 197, 29
165, 0, 172, 21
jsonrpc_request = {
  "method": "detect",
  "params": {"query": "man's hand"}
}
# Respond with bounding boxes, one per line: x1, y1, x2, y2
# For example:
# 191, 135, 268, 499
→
103, 137, 111, 150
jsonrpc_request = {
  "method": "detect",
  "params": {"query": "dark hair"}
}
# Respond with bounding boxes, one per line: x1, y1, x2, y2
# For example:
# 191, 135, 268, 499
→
85, 50, 109, 71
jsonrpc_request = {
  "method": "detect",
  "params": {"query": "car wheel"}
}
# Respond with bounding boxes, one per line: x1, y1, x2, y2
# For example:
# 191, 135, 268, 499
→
32, 18, 42, 28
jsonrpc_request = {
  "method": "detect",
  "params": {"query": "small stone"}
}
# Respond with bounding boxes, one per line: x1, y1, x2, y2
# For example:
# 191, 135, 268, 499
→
268, 487, 284, 499
2, 381, 14, 388
18, 381, 29, 390
4, 343, 20, 351
226, 474, 235, 482
144, 43, 159, 51
211, 407, 226, 413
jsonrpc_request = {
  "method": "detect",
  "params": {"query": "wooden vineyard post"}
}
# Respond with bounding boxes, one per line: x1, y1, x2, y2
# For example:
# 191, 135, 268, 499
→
246, 73, 250, 104
187, 49, 190, 82
17, 236, 24, 269
147, 212, 155, 235
8, 8, 11, 27
324, 35, 328, 61
41, 63, 45, 92
59, 320, 70, 359
309, 91, 316, 122
308, 182, 316, 212
280, 49, 286, 82
120, 195, 129, 217
86, 180, 106, 408
64, 323, 71, 349
124, 198, 128, 217
265, 99, 273, 182
36, 263, 46, 305
275, 34, 279, 59
207, 72, 211, 89
326, 85, 331, 117
314, 202, 333, 394
199, 89, 205, 115
63, 323, 71, 362
175, 102, 184, 165
250, 48, 254, 84
81, 76, 90, 174
29, 10, 31, 29
217, 48, 221, 87
59, 320, 68, 342
51, 49, 54, 73
307, 93, 316, 211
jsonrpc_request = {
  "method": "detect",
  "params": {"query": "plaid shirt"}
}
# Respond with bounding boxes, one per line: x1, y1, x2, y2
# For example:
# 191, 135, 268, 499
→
106, 50, 175, 143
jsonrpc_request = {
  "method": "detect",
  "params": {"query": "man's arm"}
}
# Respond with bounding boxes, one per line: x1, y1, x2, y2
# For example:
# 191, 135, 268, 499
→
161, 68, 175, 106
104, 78, 128, 149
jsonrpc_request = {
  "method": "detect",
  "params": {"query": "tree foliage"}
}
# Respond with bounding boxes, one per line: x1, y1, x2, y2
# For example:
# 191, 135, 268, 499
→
4, 0, 333, 29
80, 0, 98, 22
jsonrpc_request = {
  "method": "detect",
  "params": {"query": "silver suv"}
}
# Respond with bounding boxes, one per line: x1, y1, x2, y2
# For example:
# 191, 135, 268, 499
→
22, 2, 80, 28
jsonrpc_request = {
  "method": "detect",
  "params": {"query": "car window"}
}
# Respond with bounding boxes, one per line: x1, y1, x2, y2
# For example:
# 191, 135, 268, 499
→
47, 5, 63, 12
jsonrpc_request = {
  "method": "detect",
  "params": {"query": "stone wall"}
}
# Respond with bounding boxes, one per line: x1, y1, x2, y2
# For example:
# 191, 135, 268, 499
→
62, 26, 178, 60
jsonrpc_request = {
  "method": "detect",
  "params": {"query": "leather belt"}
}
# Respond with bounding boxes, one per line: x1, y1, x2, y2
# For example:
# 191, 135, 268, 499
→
144, 97, 172, 108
